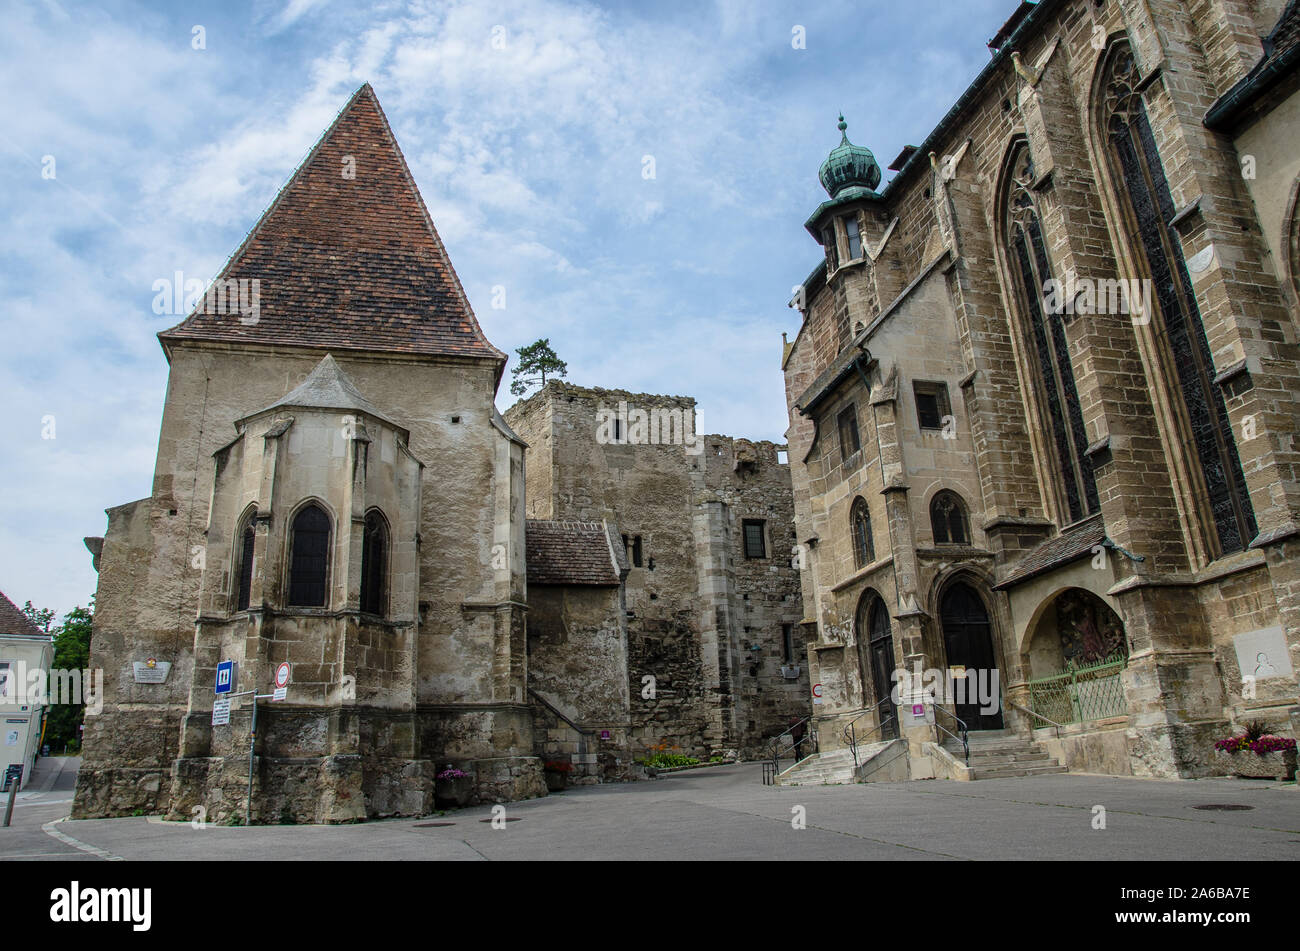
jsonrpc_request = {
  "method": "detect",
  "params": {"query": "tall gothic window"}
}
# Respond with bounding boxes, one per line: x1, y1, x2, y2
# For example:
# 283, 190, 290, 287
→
360, 510, 388, 616
288, 503, 331, 607
1101, 42, 1256, 554
851, 497, 874, 568
235, 520, 255, 611
930, 491, 969, 546
1003, 140, 1100, 523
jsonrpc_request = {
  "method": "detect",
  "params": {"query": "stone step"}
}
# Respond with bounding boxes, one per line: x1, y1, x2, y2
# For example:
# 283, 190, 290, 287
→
965, 753, 1054, 766
972, 763, 1069, 780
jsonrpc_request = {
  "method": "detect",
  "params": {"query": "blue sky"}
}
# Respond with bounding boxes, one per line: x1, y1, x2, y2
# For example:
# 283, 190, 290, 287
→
1, 0, 1013, 617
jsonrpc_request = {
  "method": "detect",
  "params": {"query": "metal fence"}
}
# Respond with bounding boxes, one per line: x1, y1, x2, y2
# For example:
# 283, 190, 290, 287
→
1026, 655, 1128, 726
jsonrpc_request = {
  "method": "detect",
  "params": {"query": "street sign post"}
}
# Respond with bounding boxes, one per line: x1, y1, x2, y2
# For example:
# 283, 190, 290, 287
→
272, 662, 291, 701
215, 660, 237, 696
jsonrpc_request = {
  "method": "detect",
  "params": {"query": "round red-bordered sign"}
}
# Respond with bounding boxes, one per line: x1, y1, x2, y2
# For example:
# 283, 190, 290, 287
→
275, 662, 292, 689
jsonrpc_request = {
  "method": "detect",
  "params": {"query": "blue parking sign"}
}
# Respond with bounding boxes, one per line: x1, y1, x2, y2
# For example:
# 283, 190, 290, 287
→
215, 660, 237, 695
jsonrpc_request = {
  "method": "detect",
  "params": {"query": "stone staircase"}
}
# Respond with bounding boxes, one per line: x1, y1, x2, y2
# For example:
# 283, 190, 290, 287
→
944, 729, 1068, 780
776, 741, 895, 786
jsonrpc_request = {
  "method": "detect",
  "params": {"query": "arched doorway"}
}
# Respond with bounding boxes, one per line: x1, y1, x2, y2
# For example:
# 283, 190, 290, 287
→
939, 582, 1004, 730
855, 592, 898, 739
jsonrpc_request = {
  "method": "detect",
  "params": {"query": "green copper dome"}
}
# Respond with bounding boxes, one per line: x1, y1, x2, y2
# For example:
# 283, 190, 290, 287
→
818, 115, 881, 197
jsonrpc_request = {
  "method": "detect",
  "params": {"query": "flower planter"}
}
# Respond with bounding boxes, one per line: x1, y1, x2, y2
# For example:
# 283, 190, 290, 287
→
544, 770, 568, 792
434, 776, 473, 809
1216, 749, 1296, 780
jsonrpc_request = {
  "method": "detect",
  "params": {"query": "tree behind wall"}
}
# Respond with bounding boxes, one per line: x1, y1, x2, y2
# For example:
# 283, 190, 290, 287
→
510, 338, 568, 397
21, 601, 94, 753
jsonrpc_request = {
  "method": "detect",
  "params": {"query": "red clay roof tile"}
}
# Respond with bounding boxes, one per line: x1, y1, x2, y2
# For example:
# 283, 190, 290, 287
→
160, 84, 505, 366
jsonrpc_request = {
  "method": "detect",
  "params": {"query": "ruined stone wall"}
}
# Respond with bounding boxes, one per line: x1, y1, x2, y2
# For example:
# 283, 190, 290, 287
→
507, 383, 809, 758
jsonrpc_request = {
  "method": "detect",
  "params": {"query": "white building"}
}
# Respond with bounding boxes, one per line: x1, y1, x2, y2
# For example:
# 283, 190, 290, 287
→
0, 591, 54, 791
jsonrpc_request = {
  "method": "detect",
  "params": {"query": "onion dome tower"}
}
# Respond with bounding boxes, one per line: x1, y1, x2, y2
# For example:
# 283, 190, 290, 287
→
818, 115, 882, 197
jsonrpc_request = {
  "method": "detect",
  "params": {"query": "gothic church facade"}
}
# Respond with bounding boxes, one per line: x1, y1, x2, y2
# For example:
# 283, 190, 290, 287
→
784, 0, 1300, 779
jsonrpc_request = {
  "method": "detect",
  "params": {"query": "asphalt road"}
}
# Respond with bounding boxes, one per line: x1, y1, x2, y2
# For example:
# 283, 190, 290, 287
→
3, 760, 1297, 860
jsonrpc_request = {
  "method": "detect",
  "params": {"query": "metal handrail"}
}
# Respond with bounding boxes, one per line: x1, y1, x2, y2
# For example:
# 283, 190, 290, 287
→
768, 715, 819, 777
932, 703, 969, 767
845, 715, 897, 769
842, 696, 898, 768
1007, 699, 1063, 738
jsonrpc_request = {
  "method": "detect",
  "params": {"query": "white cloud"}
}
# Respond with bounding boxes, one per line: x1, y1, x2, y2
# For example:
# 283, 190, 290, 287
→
2, 0, 1021, 617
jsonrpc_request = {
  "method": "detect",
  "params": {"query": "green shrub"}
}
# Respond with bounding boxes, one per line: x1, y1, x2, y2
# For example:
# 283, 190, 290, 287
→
637, 753, 700, 769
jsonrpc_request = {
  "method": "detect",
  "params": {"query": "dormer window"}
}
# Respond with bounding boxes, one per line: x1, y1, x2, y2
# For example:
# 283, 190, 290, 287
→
844, 215, 862, 260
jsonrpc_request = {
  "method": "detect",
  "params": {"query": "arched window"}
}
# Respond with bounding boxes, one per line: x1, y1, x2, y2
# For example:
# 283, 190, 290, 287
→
930, 491, 969, 546
850, 497, 874, 569
1002, 140, 1099, 523
360, 510, 387, 616
235, 520, 256, 611
288, 504, 331, 607
1100, 42, 1256, 554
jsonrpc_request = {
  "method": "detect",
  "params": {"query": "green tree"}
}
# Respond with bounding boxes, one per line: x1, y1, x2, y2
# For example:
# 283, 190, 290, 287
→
44, 603, 94, 753
509, 338, 568, 397
21, 601, 55, 633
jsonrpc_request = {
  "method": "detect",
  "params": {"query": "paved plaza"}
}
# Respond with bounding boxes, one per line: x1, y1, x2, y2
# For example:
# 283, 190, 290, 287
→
3, 759, 1297, 861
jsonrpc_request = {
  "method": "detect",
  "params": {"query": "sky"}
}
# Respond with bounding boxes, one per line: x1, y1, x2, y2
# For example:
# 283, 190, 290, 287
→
1, 0, 1014, 618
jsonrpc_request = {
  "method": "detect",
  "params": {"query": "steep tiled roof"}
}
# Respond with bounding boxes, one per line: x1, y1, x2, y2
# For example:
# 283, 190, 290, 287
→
994, 515, 1106, 590
526, 521, 622, 586
0, 591, 46, 637
160, 84, 505, 366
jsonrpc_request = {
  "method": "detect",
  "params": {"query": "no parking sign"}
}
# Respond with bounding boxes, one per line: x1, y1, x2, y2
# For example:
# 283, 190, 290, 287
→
273, 662, 291, 701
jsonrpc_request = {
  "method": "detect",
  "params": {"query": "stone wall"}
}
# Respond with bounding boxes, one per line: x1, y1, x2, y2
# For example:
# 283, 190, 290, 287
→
78, 346, 537, 821
506, 382, 809, 759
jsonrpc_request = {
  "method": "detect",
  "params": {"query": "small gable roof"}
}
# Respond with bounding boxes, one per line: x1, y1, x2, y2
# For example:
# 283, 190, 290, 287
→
0, 591, 46, 638
526, 521, 624, 586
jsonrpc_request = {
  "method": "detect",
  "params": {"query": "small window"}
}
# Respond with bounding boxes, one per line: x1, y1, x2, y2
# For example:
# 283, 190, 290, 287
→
838, 405, 861, 462
236, 522, 255, 611
743, 520, 767, 559
844, 215, 862, 260
613, 418, 623, 442
0, 662, 10, 699
851, 497, 874, 569
632, 535, 643, 568
288, 504, 331, 607
914, 381, 951, 431
782, 624, 794, 663
360, 510, 387, 616
930, 491, 969, 546
823, 227, 839, 269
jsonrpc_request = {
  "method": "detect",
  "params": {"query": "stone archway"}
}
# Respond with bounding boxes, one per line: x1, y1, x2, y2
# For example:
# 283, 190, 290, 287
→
854, 589, 898, 739
938, 581, 1004, 731
1026, 588, 1128, 678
